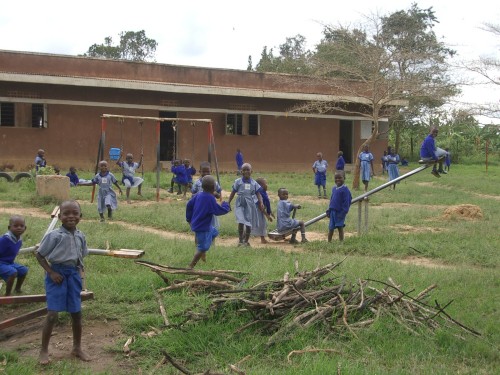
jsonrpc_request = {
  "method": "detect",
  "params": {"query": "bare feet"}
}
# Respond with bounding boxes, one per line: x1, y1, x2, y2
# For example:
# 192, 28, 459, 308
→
260, 238, 268, 244
39, 350, 50, 365
71, 348, 91, 362
201, 253, 207, 262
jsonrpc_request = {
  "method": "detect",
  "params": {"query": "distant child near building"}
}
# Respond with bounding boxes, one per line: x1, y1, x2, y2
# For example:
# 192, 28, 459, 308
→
35, 200, 90, 365
381, 150, 388, 175
327, 171, 352, 242
312, 152, 328, 199
444, 148, 451, 172
171, 159, 188, 198
184, 159, 197, 190
359, 145, 374, 192
116, 152, 144, 203
34, 149, 47, 172
79, 161, 122, 222
235, 149, 244, 175
228, 163, 264, 247
0, 215, 28, 296
251, 177, 274, 244
186, 176, 230, 268
277, 188, 308, 244
336, 151, 345, 171
386, 148, 401, 190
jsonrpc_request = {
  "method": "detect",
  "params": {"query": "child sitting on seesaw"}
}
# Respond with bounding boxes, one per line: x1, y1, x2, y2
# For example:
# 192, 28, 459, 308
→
0, 215, 28, 296
277, 187, 308, 244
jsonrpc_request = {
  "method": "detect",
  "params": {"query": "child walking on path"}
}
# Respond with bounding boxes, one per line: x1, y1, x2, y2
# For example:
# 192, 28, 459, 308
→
251, 177, 274, 244
0, 215, 28, 296
312, 152, 328, 199
359, 145, 374, 192
336, 151, 345, 171
327, 171, 352, 242
420, 126, 447, 178
228, 163, 264, 247
35, 200, 91, 365
386, 148, 400, 190
116, 152, 144, 203
186, 176, 230, 268
277, 188, 308, 244
80, 161, 122, 222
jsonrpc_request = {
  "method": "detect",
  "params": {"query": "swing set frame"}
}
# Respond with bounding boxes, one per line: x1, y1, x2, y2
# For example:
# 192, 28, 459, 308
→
93, 114, 218, 202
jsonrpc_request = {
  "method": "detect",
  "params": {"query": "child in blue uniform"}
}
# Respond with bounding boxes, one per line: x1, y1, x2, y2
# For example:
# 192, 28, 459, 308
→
184, 159, 197, 191
327, 171, 352, 242
228, 163, 264, 247
186, 176, 230, 268
235, 149, 244, 175
116, 152, 144, 203
0, 215, 28, 296
420, 127, 447, 177
359, 145, 374, 192
171, 159, 188, 198
277, 188, 308, 244
35, 200, 91, 365
80, 161, 122, 222
444, 148, 451, 172
336, 151, 345, 171
251, 177, 274, 243
34, 149, 47, 171
386, 148, 400, 190
312, 152, 328, 199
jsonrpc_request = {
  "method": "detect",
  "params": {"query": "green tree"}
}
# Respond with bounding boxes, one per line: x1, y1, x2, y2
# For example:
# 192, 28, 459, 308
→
83, 30, 157, 62
253, 35, 313, 74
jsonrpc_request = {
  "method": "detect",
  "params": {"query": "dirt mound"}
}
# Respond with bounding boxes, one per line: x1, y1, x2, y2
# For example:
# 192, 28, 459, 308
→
442, 204, 483, 220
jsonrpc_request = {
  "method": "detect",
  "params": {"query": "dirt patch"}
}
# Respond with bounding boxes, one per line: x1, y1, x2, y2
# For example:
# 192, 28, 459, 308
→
391, 256, 454, 269
389, 224, 444, 233
442, 204, 483, 220
0, 316, 133, 373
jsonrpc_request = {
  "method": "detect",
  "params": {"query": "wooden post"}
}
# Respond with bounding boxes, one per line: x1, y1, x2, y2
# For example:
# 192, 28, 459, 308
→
357, 201, 362, 235
156, 120, 161, 202
364, 197, 369, 233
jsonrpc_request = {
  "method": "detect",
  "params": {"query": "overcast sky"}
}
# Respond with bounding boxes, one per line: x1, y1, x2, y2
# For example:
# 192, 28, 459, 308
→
1, 0, 499, 123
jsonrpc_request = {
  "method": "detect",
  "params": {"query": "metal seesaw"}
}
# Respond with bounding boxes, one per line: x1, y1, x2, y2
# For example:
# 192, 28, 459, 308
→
268, 161, 436, 241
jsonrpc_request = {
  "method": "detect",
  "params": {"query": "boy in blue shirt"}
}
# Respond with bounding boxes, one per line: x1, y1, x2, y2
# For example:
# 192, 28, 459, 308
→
420, 127, 447, 177
327, 171, 352, 242
186, 175, 230, 268
0, 215, 28, 296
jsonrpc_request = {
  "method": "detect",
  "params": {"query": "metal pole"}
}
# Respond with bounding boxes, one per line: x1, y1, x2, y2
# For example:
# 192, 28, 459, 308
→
156, 121, 160, 202
357, 201, 362, 235
364, 198, 369, 233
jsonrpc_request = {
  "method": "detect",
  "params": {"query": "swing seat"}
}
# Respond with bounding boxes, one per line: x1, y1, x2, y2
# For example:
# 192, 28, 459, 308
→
109, 147, 121, 161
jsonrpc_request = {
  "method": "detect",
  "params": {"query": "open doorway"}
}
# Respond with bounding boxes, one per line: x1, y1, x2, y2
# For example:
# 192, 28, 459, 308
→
159, 111, 177, 161
339, 120, 353, 163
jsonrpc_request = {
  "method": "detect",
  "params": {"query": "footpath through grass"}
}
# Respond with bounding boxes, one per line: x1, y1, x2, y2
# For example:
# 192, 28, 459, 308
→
0, 163, 499, 374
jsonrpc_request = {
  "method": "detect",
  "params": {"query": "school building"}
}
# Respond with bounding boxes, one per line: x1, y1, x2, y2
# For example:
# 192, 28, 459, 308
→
0, 50, 389, 173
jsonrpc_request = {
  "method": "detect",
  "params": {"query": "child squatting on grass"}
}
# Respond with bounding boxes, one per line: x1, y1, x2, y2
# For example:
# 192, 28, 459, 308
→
186, 175, 230, 268
327, 171, 352, 242
0, 215, 28, 296
35, 200, 91, 365
277, 188, 308, 244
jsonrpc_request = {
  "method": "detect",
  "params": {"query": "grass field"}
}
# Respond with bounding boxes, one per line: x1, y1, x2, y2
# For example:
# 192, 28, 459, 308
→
0, 163, 498, 374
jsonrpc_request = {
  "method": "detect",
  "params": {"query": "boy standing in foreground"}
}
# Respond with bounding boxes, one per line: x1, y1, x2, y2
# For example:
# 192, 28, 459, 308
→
35, 200, 90, 365
186, 175, 230, 268
327, 171, 352, 242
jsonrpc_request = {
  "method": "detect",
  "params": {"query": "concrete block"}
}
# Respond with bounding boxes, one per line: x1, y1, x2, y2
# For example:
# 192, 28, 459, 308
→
36, 175, 70, 201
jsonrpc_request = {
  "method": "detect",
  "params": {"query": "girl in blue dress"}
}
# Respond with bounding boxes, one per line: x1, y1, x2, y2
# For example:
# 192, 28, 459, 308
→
358, 145, 374, 192
228, 163, 264, 247
386, 149, 400, 190
80, 161, 122, 222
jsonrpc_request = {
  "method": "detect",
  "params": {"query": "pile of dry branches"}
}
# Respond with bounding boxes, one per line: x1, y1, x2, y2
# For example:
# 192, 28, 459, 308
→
136, 259, 480, 345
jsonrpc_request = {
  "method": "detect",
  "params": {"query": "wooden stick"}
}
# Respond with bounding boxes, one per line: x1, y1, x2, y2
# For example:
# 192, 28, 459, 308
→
287, 348, 339, 362
153, 286, 170, 327
161, 350, 192, 374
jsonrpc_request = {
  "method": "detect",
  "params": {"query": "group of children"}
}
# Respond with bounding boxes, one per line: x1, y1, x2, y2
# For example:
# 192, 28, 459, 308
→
168, 159, 196, 198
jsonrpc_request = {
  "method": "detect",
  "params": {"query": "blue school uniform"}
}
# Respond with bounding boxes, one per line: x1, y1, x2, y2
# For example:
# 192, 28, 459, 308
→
277, 200, 299, 232
34, 155, 46, 171
172, 165, 188, 185
192, 177, 222, 228
420, 135, 447, 161
327, 184, 352, 229
66, 172, 80, 187
312, 159, 328, 187
185, 166, 196, 184
236, 151, 244, 171
336, 156, 345, 171
0, 231, 28, 281
231, 177, 261, 228
251, 189, 271, 237
359, 151, 374, 182
186, 192, 230, 251
91, 172, 119, 213
37, 226, 88, 313
387, 154, 400, 183
118, 161, 144, 187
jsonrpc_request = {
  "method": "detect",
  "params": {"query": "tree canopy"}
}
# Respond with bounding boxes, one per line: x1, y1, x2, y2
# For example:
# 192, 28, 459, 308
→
83, 30, 158, 62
